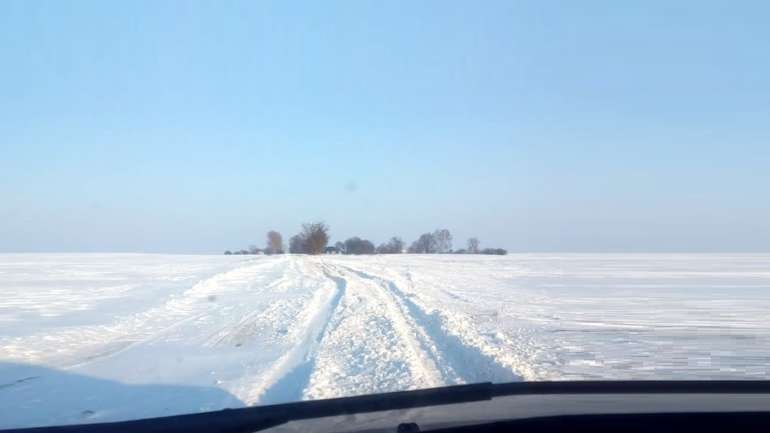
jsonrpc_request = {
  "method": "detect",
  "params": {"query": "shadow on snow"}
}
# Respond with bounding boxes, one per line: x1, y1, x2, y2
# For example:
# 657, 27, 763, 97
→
0, 361, 244, 429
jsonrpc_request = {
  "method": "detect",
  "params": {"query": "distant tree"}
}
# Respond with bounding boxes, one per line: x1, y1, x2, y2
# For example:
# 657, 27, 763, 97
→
346, 237, 361, 254
334, 241, 346, 254
301, 222, 329, 255
360, 240, 375, 254
344, 237, 375, 255
224, 250, 233, 255
266, 230, 284, 254
481, 248, 507, 255
467, 237, 480, 254
433, 229, 452, 253
237, 249, 249, 255
248, 245, 260, 255
387, 236, 404, 254
377, 236, 405, 254
289, 235, 306, 254
453, 248, 468, 254
409, 233, 437, 253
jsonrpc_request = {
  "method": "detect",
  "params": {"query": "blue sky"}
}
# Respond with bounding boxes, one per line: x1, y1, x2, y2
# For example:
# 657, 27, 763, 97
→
2, 1, 769, 253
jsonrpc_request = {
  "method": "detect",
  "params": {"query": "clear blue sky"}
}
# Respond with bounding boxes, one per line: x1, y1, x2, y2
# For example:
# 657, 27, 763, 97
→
2, 1, 769, 253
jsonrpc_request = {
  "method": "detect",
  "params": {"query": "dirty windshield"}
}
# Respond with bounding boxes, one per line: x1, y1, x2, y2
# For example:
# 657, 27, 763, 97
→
2, 1, 770, 429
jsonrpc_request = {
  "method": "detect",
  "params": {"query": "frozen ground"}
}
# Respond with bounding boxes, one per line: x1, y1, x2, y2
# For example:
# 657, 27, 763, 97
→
2, 253, 770, 428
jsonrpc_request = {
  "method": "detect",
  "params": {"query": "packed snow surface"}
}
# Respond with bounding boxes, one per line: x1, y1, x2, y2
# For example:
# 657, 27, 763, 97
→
2, 253, 770, 427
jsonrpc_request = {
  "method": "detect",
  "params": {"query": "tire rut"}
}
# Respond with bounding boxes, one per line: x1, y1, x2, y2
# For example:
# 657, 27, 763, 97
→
245, 261, 346, 404
299, 263, 444, 400
333, 263, 522, 384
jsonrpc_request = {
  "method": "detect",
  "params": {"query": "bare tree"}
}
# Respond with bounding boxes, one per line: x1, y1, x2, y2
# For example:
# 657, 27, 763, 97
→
377, 236, 404, 254
387, 236, 404, 253
360, 239, 375, 254
433, 229, 453, 253
409, 233, 437, 253
266, 230, 283, 254
334, 241, 346, 254
344, 237, 375, 254
248, 245, 260, 254
301, 222, 329, 255
467, 237, 480, 254
289, 235, 305, 254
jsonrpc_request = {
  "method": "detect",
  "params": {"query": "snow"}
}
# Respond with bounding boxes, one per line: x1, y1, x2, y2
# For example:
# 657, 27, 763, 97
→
2, 253, 770, 428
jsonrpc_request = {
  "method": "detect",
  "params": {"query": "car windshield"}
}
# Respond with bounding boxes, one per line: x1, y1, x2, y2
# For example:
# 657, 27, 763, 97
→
2, 1, 770, 430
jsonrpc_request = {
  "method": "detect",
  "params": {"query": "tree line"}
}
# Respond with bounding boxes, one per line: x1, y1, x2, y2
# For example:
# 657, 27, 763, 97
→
224, 222, 507, 256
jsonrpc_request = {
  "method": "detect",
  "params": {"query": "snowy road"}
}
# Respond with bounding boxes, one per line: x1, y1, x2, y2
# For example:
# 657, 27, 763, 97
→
2, 253, 770, 428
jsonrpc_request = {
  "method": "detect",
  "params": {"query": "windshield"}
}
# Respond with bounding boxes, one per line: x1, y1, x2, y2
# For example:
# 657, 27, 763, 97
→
2, 1, 769, 430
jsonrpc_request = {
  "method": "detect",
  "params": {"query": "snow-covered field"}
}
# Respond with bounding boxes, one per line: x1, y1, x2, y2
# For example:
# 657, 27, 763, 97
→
2, 253, 770, 428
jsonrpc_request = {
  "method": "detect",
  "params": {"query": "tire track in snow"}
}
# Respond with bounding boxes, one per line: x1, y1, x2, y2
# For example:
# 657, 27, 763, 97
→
336, 263, 445, 387
333, 263, 522, 384
300, 263, 445, 400
54, 258, 285, 370
244, 262, 346, 405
